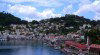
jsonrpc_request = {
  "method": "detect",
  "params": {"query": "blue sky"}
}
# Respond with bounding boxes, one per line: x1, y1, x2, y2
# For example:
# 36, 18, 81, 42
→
0, 0, 100, 21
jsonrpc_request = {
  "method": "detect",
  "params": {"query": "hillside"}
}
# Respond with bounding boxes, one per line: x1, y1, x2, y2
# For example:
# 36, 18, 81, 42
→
40, 14, 100, 27
0, 12, 28, 31
0, 12, 100, 35
0, 12, 28, 26
32, 14, 100, 35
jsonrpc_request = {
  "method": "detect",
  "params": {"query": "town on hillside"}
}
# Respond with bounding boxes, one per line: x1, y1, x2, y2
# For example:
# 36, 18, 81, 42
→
0, 12, 100, 55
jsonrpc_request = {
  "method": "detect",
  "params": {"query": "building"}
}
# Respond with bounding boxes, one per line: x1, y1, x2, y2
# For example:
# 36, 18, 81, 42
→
65, 41, 87, 51
89, 44, 100, 55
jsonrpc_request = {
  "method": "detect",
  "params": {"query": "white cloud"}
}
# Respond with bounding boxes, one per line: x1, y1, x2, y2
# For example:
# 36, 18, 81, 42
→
62, 5, 73, 14
3, 0, 63, 7
62, 0, 91, 5
8, 4, 61, 21
74, 0, 100, 20
92, 0, 100, 5
2, 0, 100, 21
74, 5, 92, 15
34, 0, 62, 7
3, 0, 36, 3
94, 14, 100, 20
39, 9, 61, 18
93, 0, 100, 20
61, 0, 80, 4
8, 4, 36, 15
24, 17, 34, 22
79, 0, 92, 6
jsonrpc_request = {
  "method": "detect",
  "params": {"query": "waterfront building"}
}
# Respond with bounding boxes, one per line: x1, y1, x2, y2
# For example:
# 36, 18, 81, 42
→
89, 44, 100, 55
65, 41, 87, 51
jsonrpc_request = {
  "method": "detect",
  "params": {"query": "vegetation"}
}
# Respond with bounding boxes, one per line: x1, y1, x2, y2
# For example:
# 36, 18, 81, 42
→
0, 11, 100, 44
0, 12, 29, 26
38, 14, 100, 35
85, 29, 100, 44
0, 11, 100, 34
0, 12, 28, 31
0, 12, 21, 26
31, 20, 39, 24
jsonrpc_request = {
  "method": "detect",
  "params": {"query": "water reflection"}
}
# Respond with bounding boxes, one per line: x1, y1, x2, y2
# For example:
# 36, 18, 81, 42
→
0, 40, 65, 55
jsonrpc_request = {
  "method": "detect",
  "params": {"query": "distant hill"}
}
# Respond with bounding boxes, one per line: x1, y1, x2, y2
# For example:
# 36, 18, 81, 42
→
0, 12, 28, 26
40, 14, 100, 27
0, 12, 100, 34
36, 14, 100, 35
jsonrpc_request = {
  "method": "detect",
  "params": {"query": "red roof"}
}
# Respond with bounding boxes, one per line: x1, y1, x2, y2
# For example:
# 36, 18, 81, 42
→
76, 44, 87, 50
65, 41, 87, 50
89, 44, 100, 51
90, 44, 100, 49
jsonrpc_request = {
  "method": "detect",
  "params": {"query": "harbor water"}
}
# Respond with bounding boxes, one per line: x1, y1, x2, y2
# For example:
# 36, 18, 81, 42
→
0, 40, 65, 55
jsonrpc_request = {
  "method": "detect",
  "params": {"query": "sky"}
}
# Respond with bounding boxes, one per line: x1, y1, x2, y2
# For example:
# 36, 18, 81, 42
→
0, 0, 100, 21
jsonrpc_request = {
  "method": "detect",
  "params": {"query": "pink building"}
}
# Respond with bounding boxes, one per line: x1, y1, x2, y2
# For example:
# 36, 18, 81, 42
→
89, 44, 100, 55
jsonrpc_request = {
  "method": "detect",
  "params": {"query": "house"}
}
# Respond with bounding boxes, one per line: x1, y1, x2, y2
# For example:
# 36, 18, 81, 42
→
65, 41, 87, 51
89, 44, 100, 55
67, 32, 82, 41
79, 24, 91, 29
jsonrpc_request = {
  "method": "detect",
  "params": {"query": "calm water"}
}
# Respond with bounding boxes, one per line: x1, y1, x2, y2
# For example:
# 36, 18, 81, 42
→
0, 40, 65, 55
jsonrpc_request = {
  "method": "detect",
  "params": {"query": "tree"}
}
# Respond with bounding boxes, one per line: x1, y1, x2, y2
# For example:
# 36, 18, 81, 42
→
85, 29, 100, 44
21, 20, 28, 24
31, 20, 39, 24
0, 12, 22, 26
